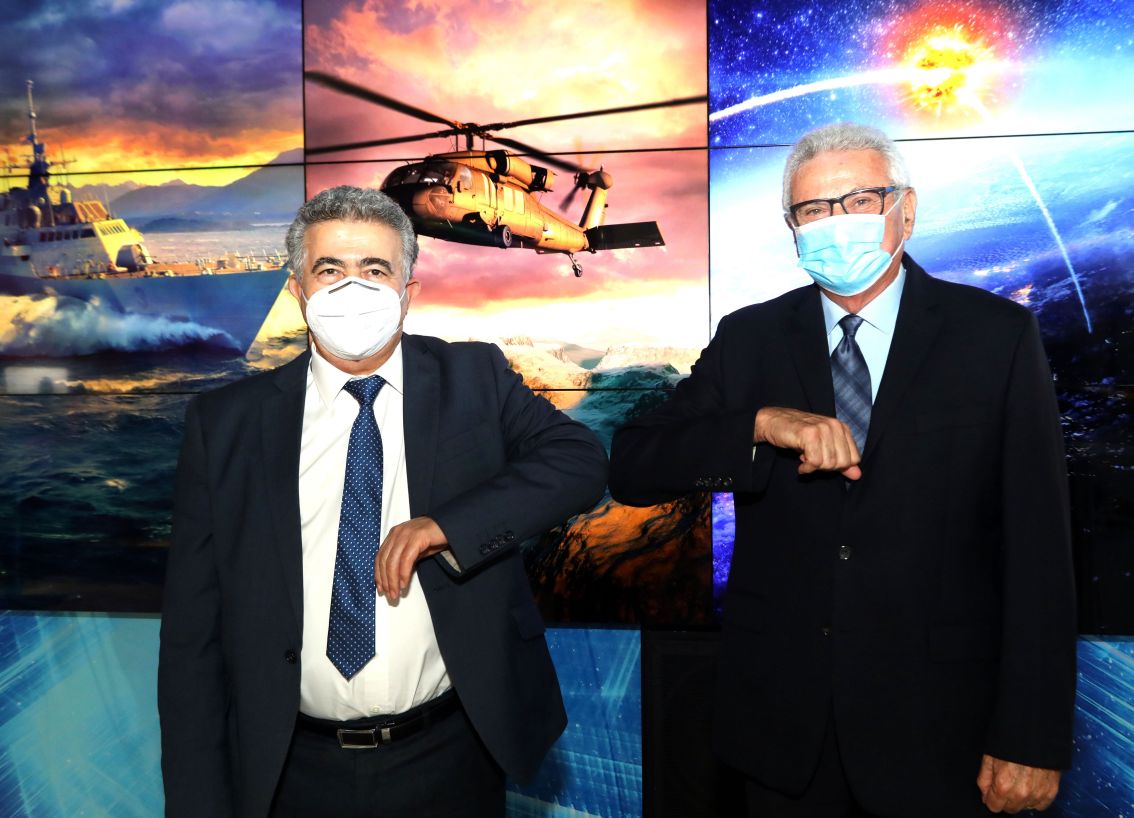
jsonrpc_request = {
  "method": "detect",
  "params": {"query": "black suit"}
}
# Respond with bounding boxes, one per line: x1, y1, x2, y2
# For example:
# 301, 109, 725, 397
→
610, 259, 1076, 816
159, 334, 608, 818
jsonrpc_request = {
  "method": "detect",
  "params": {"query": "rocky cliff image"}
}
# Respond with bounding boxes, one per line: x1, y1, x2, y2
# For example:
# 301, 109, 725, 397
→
498, 338, 716, 626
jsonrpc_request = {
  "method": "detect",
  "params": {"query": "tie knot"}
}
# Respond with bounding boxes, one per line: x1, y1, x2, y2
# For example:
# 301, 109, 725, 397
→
839, 314, 864, 340
342, 374, 385, 407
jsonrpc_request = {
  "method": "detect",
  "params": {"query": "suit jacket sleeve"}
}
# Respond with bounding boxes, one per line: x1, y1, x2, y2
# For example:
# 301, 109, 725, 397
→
158, 396, 235, 818
985, 311, 1078, 769
609, 311, 775, 506
430, 343, 608, 573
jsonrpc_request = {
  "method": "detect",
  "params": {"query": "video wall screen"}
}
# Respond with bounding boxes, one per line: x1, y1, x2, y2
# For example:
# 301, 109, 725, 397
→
305, 0, 713, 626
0, 1, 303, 610
0, 0, 714, 623
1, 0, 1130, 633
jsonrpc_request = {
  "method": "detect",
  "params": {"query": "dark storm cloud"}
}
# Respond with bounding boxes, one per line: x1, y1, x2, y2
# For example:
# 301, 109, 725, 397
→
0, 0, 301, 144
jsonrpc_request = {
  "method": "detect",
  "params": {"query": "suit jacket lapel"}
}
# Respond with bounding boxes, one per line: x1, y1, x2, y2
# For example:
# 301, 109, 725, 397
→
785, 285, 837, 416
262, 352, 308, 630
862, 258, 944, 460
401, 335, 439, 520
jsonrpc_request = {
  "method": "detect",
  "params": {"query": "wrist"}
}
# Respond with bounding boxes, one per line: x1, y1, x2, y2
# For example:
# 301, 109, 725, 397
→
753, 408, 769, 444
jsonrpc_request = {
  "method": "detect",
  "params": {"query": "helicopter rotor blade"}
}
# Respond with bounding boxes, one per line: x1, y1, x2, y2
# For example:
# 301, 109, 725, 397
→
478, 94, 707, 132
306, 128, 464, 156
305, 71, 459, 129
305, 70, 705, 157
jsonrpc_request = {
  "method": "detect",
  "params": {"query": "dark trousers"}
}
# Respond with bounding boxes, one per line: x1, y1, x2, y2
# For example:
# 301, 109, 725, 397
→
745, 716, 869, 818
270, 703, 505, 818
745, 717, 1012, 818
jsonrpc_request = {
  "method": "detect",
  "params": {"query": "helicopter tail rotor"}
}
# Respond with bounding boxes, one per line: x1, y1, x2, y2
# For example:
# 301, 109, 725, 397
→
560, 173, 586, 211
577, 169, 615, 230
563, 167, 613, 213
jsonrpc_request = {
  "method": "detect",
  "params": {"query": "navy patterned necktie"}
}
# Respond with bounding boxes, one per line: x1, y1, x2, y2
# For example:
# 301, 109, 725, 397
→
327, 374, 385, 680
831, 314, 871, 453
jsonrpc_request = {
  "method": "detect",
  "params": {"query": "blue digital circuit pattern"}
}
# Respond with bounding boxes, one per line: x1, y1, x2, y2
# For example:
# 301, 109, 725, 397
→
1053, 638, 1134, 817
0, 611, 163, 816
0, 615, 1128, 816
0, 615, 640, 817
508, 628, 643, 817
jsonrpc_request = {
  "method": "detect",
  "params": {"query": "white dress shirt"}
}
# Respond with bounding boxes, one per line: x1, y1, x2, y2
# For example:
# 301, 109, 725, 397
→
820, 266, 907, 403
298, 343, 450, 720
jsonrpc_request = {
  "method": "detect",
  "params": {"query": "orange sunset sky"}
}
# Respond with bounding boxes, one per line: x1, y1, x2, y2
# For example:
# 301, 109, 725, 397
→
0, 1, 303, 186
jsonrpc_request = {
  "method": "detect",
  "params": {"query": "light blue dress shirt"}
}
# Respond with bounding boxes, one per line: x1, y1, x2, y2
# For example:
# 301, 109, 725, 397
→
820, 267, 906, 404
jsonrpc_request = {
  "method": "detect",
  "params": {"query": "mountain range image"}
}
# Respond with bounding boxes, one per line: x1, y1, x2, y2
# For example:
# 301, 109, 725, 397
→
497, 336, 695, 415
71, 149, 304, 226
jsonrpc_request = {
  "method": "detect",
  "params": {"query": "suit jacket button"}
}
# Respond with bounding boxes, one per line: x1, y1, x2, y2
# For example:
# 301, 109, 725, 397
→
284, 650, 298, 664
821, 626, 832, 637
838, 545, 852, 560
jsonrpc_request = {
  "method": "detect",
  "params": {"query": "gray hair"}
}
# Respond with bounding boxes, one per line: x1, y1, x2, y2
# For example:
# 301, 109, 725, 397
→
285, 185, 419, 280
782, 123, 911, 211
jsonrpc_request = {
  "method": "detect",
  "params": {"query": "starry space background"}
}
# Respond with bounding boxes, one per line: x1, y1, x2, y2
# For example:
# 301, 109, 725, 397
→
707, 0, 1134, 632
709, 1, 1134, 814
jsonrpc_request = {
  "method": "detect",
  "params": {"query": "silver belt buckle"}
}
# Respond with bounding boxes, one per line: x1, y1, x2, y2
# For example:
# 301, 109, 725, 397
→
336, 726, 392, 749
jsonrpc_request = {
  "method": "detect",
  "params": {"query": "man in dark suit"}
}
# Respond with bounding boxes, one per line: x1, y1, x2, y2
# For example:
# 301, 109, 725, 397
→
159, 186, 608, 817
610, 123, 1076, 817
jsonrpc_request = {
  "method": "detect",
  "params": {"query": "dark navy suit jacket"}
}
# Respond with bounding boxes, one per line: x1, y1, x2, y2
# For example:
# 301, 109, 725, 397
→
610, 258, 1076, 816
159, 334, 608, 817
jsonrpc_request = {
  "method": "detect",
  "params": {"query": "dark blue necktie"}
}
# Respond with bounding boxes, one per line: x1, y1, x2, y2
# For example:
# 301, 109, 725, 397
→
831, 314, 871, 453
327, 374, 385, 680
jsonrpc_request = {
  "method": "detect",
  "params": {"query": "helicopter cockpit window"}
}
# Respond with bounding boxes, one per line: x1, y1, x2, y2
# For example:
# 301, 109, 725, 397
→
418, 162, 456, 188
456, 165, 472, 192
383, 165, 422, 188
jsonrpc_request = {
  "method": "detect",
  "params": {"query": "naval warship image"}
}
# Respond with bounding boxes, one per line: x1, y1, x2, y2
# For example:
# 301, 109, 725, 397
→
0, 81, 290, 355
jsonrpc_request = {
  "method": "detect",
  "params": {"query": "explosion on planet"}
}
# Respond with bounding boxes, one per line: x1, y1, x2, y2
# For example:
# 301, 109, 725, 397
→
901, 23, 999, 116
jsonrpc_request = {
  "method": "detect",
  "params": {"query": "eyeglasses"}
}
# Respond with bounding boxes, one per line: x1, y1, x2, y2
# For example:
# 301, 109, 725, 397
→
787, 186, 905, 226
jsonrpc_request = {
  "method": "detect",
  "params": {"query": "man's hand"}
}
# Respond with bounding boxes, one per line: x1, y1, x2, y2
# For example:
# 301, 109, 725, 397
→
977, 755, 1061, 813
754, 406, 862, 480
374, 516, 448, 603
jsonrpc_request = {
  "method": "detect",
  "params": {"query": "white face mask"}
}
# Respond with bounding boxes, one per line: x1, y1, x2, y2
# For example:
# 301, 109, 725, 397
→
300, 277, 407, 361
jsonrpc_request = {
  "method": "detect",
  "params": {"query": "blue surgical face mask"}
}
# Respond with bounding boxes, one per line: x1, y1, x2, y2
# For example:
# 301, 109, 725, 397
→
793, 195, 905, 297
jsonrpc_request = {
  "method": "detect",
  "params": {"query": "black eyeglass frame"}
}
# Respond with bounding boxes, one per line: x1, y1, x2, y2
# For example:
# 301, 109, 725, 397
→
786, 185, 906, 227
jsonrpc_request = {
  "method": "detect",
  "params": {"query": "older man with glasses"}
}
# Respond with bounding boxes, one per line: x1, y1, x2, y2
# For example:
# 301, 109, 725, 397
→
610, 123, 1076, 817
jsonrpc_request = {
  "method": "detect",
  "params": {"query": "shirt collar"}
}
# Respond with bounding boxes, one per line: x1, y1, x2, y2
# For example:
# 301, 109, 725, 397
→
820, 265, 907, 338
309, 341, 405, 410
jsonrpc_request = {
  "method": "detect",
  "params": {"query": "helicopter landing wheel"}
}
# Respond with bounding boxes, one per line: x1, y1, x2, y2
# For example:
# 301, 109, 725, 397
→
492, 224, 513, 249
569, 255, 583, 277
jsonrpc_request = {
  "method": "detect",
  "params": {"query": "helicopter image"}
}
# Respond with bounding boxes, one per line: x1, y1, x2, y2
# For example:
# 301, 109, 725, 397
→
305, 71, 706, 276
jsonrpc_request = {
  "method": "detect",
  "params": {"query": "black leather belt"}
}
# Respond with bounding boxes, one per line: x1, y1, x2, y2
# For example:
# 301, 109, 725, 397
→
297, 690, 459, 749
